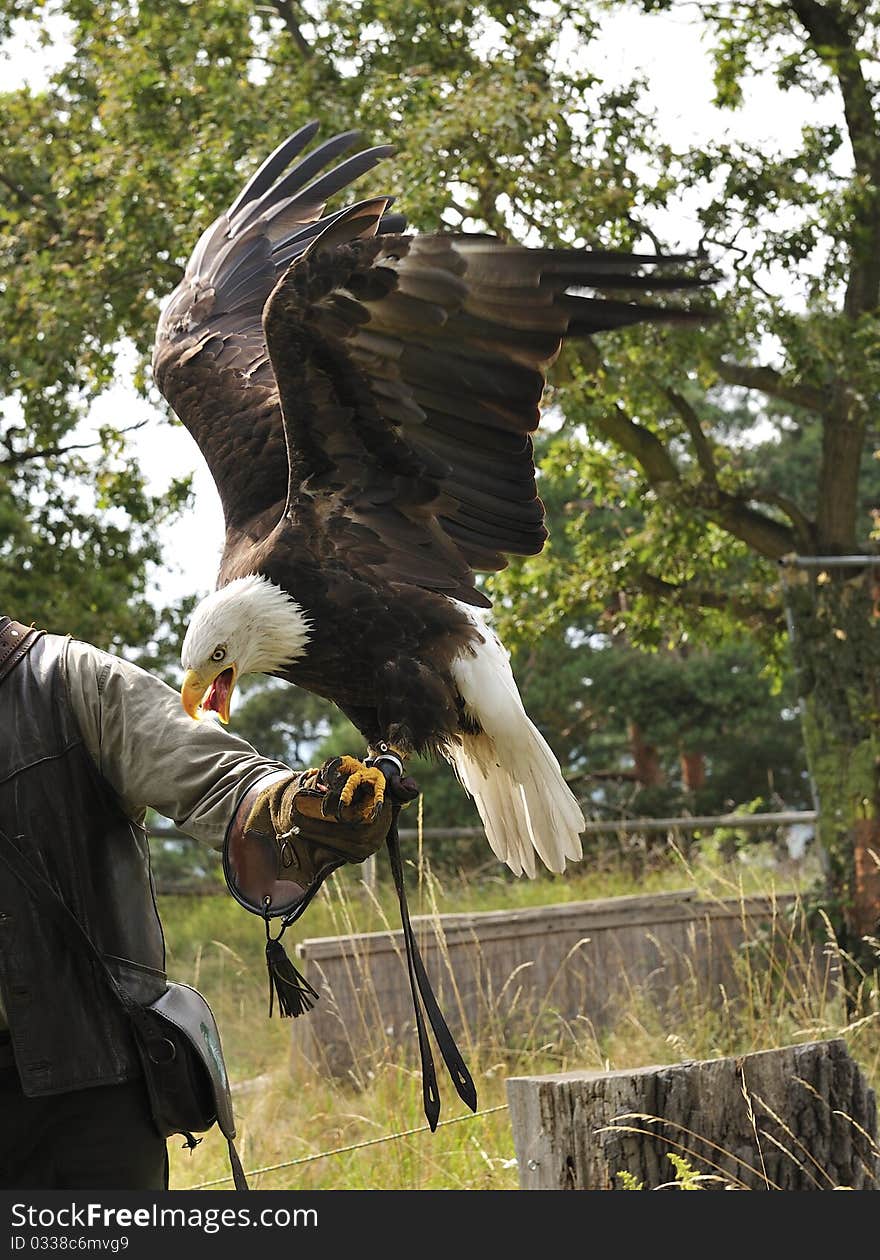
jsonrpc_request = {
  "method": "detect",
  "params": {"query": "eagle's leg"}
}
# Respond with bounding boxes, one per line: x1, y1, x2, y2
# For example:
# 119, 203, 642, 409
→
335, 700, 421, 786
365, 740, 421, 805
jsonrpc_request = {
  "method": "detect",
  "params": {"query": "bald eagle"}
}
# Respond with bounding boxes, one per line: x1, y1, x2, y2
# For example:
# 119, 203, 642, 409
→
154, 124, 709, 879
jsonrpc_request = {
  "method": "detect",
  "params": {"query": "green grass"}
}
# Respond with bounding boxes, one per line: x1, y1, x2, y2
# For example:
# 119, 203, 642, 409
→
158, 840, 879, 1191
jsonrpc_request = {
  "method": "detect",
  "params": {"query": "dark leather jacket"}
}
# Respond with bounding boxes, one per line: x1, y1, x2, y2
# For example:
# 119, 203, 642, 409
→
0, 624, 167, 1096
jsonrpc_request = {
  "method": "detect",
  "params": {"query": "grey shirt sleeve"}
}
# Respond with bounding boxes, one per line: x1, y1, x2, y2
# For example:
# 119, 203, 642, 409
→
62, 638, 292, 849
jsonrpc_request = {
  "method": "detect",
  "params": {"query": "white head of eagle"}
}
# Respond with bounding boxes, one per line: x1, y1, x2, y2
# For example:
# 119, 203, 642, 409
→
180, 574, 311, 723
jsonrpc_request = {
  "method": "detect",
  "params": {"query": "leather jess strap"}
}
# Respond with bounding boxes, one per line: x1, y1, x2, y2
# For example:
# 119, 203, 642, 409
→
384, 807, 477, 1131
0, 619, 44, 686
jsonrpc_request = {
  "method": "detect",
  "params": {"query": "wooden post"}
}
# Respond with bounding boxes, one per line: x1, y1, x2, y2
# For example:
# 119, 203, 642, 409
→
362, 851, 378, 894
506, 1039, 878, 1190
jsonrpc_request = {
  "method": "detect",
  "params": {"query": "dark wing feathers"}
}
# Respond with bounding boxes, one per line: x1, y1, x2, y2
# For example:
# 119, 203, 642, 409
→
152, 129, 401, 532
264, 146, 395, 220
154, 127, 711, 602
225, 122, 321, 219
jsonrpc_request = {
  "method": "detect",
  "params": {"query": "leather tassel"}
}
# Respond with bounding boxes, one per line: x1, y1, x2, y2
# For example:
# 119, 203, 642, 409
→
265, 936, 319, 1018
228, 1138, 250, 1191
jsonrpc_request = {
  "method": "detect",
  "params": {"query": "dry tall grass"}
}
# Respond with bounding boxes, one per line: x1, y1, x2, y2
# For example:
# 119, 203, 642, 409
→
160, 839, 880, 1191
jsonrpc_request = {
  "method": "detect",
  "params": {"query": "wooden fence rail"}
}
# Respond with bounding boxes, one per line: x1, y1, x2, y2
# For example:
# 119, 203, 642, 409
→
148, 809, 817, 893
148, 808, 816, 845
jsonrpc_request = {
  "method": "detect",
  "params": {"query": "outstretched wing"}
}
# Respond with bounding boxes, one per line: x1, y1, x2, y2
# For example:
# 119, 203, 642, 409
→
262, 205, 712, 607
151, 123, 405, 540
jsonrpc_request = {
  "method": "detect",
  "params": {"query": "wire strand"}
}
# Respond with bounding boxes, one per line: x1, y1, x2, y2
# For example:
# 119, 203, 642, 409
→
189, 1103, 510, 1189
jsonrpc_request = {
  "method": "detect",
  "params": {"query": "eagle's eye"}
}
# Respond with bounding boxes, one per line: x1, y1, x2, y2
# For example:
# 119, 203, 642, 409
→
211, 646, 227, 663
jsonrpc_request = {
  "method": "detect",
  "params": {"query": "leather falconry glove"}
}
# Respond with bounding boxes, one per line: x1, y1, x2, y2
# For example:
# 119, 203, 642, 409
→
223, 755, 395, 1018
243, 754, 392, 884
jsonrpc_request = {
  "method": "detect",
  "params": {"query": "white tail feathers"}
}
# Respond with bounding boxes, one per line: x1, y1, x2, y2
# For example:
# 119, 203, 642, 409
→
446, 614, 584, 878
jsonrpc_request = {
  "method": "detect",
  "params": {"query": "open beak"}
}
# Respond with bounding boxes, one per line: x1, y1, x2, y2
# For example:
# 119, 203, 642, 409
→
181, 664, 238, 724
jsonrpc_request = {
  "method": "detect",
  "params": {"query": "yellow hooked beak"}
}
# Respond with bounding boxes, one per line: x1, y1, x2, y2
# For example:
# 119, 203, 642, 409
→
181, 663, 238, 724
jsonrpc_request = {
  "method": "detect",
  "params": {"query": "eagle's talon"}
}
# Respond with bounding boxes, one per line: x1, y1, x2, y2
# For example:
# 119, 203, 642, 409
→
339, 764, 386, 820
336, 755, 365, 778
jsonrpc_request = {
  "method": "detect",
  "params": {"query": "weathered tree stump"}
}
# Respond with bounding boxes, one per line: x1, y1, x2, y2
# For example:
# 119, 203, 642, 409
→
506, 1039, 878, 1190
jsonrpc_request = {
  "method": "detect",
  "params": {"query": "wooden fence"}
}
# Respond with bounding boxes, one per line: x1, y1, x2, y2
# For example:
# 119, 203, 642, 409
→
291, 888, 839, 1080
148, 810, 817, 894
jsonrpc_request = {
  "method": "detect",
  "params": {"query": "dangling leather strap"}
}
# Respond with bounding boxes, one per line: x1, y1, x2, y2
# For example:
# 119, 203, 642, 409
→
385, 811, 441, 1128
0, 618, 44, 686
385, 807, 478, 1131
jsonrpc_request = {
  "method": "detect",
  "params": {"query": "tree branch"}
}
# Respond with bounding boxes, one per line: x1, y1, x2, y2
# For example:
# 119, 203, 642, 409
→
575, 343, 681, 485
789, 0, 879, 182
665, 388, 718, 484
512, 197, 553, 238
266, 0, 314, 59
680, 484, 798, 558
2, 438, 104, 467
789, 0, 880, 324
574, 345, 798, 558
715, 358, 828, 413
783, 3, 880, 550
742, 487, 817, 550
590, 399, 682, 485
473, 186, 512, 239
626, 212, 664, 254
0, 420, 148, 468
626, 568, 780, 626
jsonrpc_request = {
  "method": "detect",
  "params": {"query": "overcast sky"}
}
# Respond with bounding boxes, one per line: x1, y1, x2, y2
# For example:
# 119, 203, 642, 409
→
2, 6, 836, 607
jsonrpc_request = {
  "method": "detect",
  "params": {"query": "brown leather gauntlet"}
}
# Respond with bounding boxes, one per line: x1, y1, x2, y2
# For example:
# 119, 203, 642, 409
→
223, 757, 393, 922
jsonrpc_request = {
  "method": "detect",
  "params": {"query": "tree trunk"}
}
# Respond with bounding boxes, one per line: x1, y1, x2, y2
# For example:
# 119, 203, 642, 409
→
785, 567, 880, 953
506, 1039, 878, 1190
680, 749, 706, 792
628, 722, 664, 788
